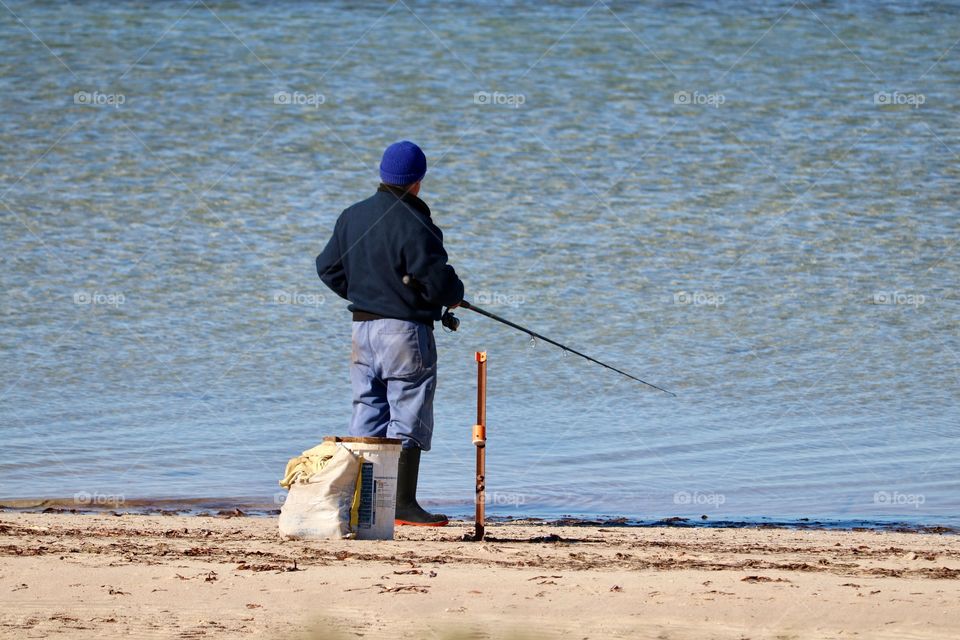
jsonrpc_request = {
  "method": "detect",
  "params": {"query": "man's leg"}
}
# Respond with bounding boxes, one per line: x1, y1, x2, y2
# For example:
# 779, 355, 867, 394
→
349, 321, 390, 438
379, 321, 437, 448
385, 363, 436, 450
375, 320, 446, 526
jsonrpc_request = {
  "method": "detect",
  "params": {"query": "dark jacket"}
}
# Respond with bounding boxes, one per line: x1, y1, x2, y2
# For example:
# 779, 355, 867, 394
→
316, 184, 464, 324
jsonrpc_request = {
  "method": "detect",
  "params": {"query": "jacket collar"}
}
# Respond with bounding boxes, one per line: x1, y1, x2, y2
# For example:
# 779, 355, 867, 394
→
377, 183, 431, 218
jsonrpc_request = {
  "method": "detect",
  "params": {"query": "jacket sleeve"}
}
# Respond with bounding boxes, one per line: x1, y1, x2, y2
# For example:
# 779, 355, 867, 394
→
316, 225, 349, 300
404, 220, 464, 308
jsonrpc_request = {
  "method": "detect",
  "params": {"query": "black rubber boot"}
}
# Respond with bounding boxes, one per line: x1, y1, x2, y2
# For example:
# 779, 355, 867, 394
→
394, 447, 448, 526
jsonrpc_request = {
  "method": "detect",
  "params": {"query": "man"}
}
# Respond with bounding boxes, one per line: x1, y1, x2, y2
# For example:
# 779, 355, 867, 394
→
315, 140, 464, 527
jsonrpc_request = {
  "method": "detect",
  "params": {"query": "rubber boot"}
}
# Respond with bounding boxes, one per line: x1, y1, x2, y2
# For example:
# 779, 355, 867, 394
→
394, 447, 448, 527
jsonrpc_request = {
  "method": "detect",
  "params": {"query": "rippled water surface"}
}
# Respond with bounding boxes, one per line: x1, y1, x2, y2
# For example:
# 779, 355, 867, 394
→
1, 1, 958, 524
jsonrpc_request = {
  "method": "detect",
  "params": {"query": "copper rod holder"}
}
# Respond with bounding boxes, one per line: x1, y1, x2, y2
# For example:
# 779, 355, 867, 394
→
474, 351, 487, 541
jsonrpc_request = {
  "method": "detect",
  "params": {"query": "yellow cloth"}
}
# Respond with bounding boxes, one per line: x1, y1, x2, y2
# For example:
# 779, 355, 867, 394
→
279, 442, 340, 489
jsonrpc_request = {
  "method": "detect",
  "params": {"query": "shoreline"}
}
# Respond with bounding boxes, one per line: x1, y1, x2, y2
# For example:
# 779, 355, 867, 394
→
2, 511, 959, 639
1, 498, 957, 535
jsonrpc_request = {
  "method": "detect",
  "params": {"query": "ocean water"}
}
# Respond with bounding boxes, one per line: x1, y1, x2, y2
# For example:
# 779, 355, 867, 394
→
1, 1, 958, 525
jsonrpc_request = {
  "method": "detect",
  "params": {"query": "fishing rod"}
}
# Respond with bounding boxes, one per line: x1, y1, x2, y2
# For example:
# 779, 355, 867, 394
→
402, 276, 676, 397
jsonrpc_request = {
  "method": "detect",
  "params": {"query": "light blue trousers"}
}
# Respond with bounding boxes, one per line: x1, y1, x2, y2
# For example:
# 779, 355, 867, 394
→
349, 319, 437, 451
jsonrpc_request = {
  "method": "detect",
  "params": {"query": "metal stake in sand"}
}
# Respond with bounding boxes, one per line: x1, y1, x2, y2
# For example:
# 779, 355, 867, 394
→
473, 351, 487, 541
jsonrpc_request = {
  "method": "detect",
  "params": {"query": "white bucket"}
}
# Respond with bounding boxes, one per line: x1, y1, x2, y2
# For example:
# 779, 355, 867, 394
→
324, 436, 401, 540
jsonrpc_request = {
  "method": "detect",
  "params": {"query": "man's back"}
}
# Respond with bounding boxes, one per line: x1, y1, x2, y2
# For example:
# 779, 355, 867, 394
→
316, 184, 463, 324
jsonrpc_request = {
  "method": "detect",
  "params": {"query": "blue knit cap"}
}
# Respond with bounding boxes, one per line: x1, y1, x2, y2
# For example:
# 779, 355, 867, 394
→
379, 140, 427, 186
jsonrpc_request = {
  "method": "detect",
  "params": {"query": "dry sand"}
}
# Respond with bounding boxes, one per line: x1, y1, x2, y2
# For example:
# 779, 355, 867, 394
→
1, 511, 958, 639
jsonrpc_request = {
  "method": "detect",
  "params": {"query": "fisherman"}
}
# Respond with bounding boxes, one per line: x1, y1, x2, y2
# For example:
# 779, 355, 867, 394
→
315, 140, 464, 527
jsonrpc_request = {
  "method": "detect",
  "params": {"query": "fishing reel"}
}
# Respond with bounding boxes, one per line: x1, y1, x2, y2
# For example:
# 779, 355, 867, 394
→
441, 307, 460, 332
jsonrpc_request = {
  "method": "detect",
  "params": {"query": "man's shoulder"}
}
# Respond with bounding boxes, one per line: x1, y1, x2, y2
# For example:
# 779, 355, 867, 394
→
336, 193, 434, 245
342, 192, 382, 216
342, 191, 421, 217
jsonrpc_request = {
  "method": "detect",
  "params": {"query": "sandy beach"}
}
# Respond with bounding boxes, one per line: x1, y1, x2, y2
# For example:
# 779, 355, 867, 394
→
1, 512, 957, 639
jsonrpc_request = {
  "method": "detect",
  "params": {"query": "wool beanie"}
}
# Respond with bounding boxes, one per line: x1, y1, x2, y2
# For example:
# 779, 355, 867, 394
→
379, 140, 427, 185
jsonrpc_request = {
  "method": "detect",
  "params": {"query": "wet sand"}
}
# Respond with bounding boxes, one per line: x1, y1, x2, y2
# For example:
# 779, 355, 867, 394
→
1, 511, 958, 639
